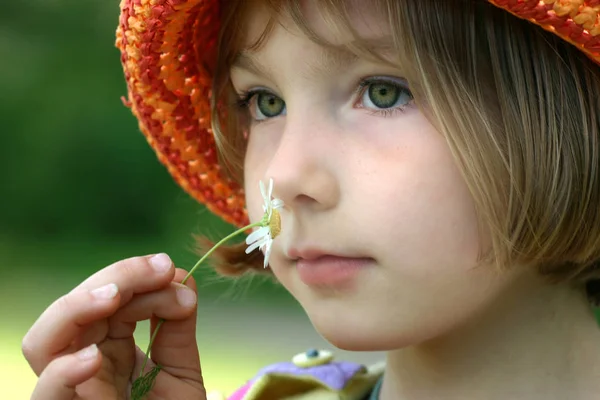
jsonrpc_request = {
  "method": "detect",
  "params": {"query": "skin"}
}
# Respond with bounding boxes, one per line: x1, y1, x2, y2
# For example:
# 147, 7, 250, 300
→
237, 4, 600, 400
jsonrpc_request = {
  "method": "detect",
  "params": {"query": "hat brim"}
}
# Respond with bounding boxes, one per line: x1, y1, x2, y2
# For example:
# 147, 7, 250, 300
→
116, 0, 248, 228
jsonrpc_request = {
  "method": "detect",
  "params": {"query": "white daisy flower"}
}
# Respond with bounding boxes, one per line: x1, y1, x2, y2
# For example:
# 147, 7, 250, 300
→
245, 178, 284, 268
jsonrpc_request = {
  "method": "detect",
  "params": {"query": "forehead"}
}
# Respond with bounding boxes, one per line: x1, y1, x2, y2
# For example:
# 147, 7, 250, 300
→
239, 0, 391, 51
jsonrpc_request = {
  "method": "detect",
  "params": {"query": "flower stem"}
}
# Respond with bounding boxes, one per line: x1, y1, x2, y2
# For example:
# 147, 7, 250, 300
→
137, 220, 263, 378
181, 221, 262, 285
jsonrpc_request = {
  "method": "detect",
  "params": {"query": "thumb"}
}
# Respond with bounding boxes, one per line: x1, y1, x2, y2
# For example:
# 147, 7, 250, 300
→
139, 269, 205, 395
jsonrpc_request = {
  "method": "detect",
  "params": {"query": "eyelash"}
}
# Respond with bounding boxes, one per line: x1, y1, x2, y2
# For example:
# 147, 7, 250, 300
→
355, 77, 413, 117
234, 77, 413, 120
235, 90, 261, 111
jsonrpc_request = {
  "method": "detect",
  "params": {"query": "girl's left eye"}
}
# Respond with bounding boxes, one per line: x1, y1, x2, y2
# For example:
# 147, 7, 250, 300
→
356, 78, 414, 114
236, 90, 286, 122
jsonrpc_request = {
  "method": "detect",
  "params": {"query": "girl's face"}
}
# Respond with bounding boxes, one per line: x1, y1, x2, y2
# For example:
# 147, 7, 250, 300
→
233, 4, 518, 351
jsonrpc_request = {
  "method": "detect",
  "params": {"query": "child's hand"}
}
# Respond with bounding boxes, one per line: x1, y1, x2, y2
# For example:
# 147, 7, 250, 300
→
22, 254, 207, 400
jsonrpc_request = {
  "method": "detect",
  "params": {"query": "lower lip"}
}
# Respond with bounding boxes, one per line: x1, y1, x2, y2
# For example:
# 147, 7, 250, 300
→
296, 256, 373, 286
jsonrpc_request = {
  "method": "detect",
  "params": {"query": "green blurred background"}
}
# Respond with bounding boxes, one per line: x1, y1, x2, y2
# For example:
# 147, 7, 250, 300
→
0, 2, 386, 398
2, 2, 598, 399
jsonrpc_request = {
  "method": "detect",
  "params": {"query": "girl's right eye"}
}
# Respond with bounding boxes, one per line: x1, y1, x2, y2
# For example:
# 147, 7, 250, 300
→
238, 90, 287, 121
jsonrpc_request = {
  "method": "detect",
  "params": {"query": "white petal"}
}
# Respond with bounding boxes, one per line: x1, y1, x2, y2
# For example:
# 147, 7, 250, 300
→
267, 178, 273, 199
263, 242, 273, 268
247, 234, 270, 251
246, 227, 269, 245
259, 236, 272, 251
259, 180, 268, 203
271, 198, 284, 209
246, 237, 269, 254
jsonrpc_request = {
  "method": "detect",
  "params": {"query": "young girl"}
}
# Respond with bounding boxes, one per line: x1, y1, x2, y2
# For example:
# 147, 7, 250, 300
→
22, 0, 600, 399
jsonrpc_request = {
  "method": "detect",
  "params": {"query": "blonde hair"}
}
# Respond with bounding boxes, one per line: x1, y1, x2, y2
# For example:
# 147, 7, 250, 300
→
200, 0, 600, 304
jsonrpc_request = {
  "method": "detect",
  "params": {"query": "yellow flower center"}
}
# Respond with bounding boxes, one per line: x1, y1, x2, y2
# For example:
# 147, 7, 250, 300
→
269, 209, 281, 239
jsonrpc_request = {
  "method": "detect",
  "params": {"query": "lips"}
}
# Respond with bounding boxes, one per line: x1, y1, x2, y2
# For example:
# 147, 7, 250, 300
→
290, 248, 374, 287
288, 247, 365, 261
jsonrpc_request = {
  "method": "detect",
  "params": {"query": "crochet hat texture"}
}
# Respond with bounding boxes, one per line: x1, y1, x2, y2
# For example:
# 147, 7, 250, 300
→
115, 0, 600, 227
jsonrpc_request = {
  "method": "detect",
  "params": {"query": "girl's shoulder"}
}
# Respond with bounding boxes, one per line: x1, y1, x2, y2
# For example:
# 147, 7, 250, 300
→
207, 349, 385, 400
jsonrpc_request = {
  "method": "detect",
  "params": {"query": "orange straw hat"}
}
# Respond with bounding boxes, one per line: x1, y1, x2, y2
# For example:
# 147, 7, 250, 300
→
115, 0, 600, 229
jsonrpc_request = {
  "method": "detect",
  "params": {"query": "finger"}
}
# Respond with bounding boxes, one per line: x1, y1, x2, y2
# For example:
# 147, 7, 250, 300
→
131, 346, 205, 400
23, 283, 121, 376
150, 274, 204, 391
76, 254, 176, 304
74, 261, 184, 351
25, 254, 175, 373
132, 344, 158, 377
129, 272, 203, 391
173, 267, 193, 284
108, 281, 197, 339
31, 344, 102, 400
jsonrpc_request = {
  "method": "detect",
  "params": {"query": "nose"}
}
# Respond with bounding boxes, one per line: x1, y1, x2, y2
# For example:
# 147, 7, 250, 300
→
264, 113, 340, 213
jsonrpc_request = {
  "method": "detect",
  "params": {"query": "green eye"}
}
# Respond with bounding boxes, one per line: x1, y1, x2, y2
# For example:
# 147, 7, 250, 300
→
367, 82, 401, 109
257, 93, 285, 118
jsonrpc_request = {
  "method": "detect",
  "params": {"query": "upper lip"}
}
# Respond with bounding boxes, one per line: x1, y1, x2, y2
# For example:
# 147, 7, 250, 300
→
287, 247, 368, 261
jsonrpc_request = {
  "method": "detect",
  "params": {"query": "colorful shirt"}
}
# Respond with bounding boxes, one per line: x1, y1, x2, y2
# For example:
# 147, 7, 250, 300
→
208, 349, 385, 400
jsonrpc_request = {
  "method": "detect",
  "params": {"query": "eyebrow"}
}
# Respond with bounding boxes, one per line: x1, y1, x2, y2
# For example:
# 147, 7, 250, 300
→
231, 51, 277, 78
231, 36, 395, 78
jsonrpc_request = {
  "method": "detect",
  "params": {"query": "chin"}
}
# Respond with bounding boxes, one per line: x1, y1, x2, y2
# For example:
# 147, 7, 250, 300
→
305, 307, 421, 352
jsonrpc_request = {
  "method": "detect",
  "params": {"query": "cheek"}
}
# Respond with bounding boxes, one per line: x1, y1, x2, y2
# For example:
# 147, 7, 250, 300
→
403, 164, 479, 259
243, 135, 267, 223
353, 117, 482, 268
404, 159, 479, 265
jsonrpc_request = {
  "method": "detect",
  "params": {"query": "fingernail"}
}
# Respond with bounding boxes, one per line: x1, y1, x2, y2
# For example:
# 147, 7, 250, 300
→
150, 253, 172, 273
90, 283, 118, 300
78, 343, 98, 361
176, 287, 197, 307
